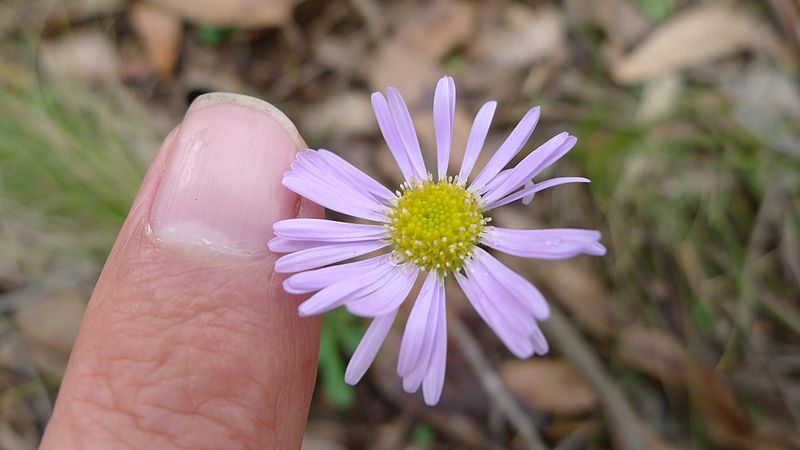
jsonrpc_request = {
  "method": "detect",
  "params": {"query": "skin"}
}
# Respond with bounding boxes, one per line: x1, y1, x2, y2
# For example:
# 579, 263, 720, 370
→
40, 95, 322, 450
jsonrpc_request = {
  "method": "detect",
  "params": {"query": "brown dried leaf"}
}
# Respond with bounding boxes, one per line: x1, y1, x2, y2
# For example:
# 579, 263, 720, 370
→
302, 92, 375, 140
618, 326, 688, 384
532, 259, 614, 337
472, 5, 566, 71
39, 31, 119, 83
369, 41, 440, 113
689, 366, 758, 449
150, 0, 294, 28
396, 0, 475, 60
130, 2, 183, 78
619, 328, 762, 448
500, 359, 597, 415
613, 5, 777, 84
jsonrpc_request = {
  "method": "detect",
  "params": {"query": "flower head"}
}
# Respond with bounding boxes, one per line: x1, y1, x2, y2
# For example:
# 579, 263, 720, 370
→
270, 76, 606, 405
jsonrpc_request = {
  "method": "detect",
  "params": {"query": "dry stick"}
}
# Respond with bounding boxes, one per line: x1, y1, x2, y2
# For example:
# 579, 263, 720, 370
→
449, 317, 549, 450
540, 307, 647, 450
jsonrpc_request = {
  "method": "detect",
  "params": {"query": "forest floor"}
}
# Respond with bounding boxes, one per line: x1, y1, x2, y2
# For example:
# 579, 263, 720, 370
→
1, 0, 800, 448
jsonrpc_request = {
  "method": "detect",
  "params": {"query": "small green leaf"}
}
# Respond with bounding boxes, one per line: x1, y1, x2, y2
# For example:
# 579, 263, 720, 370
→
412, 424, 436, 446
691, 300, 713, 331
318, 325, 354, 408
196, 26, 235, 45
636, 0, 672, 21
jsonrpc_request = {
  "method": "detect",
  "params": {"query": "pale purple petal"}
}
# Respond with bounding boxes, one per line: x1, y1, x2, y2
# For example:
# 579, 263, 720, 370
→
344, 309, 399, 385
454, 270, 534, 358
482, 168, 512, 194
283, 255, 389, 294
283, 174, 387, 222
346, 265, 419, 317
400, 276, 445, 394
481, 133, 574, 205
275, 240, 389, 273
522, 179, 535, 205
422, 295, 447, 406
484, 177, 590, 210
268, 237, 325, 253
457, 101, 496, 185
434, 76, 456, 181
371, 92, 415, 181
482, 227, 606, 259
387, 87, 427, 180
465, 254, 543, 325
463, 257, 544, 341
530, 324, 549, 355
291, 151, 389, 212
274, 219, 387, 242
297, 261, 395, 316
397, 271, 440, 376
469, 106, 541, 192
472, 248, 550, 320
316, 150, 395, 202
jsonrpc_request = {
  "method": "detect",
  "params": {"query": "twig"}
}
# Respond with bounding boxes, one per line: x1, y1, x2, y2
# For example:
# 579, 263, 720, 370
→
540, 308, 647, 450
450, 317, 550, 450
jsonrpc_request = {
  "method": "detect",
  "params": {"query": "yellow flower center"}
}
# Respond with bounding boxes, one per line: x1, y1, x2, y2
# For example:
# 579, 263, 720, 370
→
387, 179, 488, 273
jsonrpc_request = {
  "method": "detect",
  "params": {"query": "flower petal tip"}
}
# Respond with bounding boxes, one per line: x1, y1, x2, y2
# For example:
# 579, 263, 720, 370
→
423, 394, 442, 406
343, 373, 360, 386
588, 242, 607, 256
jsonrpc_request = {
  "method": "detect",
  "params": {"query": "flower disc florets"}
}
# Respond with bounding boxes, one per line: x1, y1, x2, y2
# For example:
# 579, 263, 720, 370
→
386, 177, 488, 273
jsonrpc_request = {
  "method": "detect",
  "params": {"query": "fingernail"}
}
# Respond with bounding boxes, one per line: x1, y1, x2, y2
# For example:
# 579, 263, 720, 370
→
151, 93, 304, 255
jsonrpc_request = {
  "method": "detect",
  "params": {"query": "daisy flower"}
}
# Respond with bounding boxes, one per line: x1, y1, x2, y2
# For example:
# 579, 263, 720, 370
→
270, 76, 606, 406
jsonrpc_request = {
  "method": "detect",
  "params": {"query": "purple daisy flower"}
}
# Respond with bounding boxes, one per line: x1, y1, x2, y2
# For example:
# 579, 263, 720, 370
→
270, 76, 606, 406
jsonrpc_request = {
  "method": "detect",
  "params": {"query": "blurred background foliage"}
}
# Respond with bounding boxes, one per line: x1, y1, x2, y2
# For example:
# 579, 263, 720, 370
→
1, 0, 800, 449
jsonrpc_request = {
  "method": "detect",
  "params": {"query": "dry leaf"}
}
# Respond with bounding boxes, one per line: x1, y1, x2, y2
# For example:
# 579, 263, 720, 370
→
613, 5, 775, 84
500, 359, 597, 415
618, 326, 688, 384
532, 259, 614, 337
689, 366, 758, 449
636, 74, 683, 122
302, 92, 375, 140
39, 31, 119, 83
472, 5, 566, 71
396, 0, 475, 60
150, 0, 294, 28
130, 2, 183, 78
369, 41, 440, 112
619, 327, 762, 448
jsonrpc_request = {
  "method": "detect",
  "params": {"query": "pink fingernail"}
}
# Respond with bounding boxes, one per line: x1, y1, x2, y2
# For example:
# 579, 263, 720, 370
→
151, 93, 304, 255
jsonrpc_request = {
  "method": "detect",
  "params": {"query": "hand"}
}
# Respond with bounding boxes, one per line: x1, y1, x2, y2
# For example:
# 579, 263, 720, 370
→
40, 94, 322, 450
